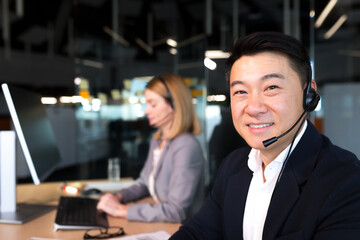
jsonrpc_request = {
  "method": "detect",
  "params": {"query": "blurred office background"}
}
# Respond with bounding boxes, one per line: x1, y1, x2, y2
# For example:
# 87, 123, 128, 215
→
0, 0, 359, 187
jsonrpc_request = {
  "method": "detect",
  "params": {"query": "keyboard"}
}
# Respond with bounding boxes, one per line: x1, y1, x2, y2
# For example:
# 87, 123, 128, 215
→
54, 196, 109, 231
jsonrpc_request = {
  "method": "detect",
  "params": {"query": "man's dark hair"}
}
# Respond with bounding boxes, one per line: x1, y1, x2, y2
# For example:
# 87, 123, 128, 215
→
225, 31, 311, 88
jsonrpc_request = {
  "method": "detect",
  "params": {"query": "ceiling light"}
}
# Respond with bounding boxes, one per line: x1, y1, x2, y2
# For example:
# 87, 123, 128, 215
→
315, 0, 337, 28
204, 58, 217, 70
177, 34, 206, 48
72, 96, 83, 103
205, 50, 230, 59
135, 38, 153, 54
324, 14, 348, 39
82, 59, 104, 69
169, 48, 177, 55
309, 10, 315, 18
207, 95, 226, 102
59, 96, 72, 103
166, 38, 177, 47
74, 77, 81, 85
103, 26, 130, 47
41, 97, 57, 105
59, 96, 85, 104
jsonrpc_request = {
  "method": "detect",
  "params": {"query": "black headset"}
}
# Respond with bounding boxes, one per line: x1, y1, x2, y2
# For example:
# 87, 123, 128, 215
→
157, 76, 174, 109
303, 68, 320, 112
273, 69, 321, 181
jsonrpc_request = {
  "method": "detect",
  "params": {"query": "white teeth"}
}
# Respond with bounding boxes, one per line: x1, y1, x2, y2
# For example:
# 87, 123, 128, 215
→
249, 123, 272, 128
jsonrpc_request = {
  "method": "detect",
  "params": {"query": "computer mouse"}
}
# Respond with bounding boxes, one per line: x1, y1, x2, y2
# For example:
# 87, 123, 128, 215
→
82, 188, 102, 196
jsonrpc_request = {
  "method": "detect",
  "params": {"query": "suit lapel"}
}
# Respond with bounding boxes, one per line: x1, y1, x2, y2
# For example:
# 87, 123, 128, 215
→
224, 165, 253, 239
153, 140, 170, 178
262, 168, 300, 240
262, 121, 322, 239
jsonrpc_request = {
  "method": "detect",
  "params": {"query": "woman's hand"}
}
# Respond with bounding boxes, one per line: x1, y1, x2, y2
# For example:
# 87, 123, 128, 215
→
96, 193, 129, 218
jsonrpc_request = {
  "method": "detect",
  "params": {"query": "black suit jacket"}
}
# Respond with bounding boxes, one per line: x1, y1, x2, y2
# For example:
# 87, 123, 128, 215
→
170, 121, 360, 239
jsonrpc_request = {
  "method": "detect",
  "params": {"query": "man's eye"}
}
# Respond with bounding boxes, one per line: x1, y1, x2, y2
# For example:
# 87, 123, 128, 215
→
234, 90, 247, 95
266, 85, 278, 90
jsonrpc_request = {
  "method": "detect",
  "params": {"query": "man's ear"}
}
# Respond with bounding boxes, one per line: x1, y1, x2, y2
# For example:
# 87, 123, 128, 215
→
311, 79, 317, 91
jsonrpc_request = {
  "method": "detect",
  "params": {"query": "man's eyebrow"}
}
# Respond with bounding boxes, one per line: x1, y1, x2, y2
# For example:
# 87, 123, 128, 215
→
230, 80, 244, 88
230, 73, 285, 88
261, 73, 285, 81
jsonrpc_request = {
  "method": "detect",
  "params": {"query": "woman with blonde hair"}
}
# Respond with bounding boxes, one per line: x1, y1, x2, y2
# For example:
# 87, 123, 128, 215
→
97, 73, 205, 223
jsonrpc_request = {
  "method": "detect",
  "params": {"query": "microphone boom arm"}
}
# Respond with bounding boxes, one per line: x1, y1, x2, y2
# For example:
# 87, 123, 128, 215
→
262, 110, 307, 147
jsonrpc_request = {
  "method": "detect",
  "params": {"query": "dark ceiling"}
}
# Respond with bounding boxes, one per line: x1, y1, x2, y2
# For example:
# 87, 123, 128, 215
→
1, 0, 360, 95
2, 0, 313, 59
3, 0, 360, 55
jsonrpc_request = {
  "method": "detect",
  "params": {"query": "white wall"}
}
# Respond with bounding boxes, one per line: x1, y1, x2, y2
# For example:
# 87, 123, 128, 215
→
323, 83, 360, 159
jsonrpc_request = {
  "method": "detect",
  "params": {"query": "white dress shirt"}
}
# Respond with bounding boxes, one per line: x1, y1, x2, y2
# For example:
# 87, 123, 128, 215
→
148, 147, 163, 203
243, 121, 307, 240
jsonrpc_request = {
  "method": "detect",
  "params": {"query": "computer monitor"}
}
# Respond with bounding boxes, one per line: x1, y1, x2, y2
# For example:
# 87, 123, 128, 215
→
0, 83, 61, 224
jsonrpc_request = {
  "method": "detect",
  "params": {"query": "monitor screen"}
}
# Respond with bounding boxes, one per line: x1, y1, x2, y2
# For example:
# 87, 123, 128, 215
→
1, 83, 61, 185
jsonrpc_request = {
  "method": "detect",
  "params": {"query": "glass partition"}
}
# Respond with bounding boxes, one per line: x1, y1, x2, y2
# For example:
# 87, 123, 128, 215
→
1, 0, 359, 185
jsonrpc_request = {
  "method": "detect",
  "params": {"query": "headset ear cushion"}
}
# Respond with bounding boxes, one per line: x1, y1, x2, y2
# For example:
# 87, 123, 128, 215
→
304, 88, 320, 112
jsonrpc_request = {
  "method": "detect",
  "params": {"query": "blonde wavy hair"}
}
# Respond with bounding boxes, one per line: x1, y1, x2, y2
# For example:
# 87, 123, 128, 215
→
146, 73, 201, 140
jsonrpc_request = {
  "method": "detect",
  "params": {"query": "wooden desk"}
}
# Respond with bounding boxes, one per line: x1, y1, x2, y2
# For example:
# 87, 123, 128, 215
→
0, 180, 181, 240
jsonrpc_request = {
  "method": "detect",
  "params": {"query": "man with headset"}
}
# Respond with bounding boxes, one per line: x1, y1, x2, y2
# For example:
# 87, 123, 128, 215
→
170, 32, 360, 239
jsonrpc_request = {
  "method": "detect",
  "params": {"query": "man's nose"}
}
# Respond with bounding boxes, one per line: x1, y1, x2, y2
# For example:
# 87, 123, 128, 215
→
244, 93, 267, 116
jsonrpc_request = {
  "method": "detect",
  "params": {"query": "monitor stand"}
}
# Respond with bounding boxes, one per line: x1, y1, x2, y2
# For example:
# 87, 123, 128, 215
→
0, 131, 55, 224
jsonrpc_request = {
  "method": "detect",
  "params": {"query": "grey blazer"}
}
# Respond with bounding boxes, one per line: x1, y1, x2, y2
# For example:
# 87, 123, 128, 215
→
117, 133, 205, 223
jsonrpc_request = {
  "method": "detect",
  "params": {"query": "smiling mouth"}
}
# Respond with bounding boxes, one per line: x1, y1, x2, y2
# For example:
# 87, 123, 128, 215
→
248, 123, 273, 128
